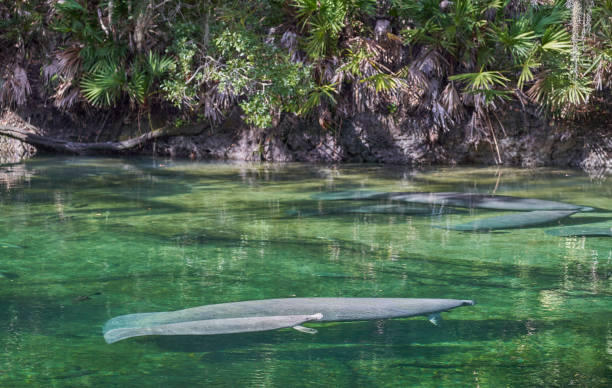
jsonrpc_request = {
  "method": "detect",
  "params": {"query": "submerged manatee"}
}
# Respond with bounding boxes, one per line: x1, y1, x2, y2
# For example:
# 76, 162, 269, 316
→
388, 193, 592, 212
312, 191, 592, 212
545, 226, 612, 237
440, 210, 577, 231
103, 297, 475, 343
287, 204, 461, 217
344, 204, 461, 215
311, 190, 387, 200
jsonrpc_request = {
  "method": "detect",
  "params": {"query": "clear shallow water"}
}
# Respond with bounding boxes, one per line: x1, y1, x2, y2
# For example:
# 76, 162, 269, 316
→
0, 157, 610, 387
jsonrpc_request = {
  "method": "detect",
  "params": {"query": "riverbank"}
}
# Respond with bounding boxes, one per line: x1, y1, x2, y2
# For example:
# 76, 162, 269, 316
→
1, 105, 610, 174
2, 2, 610, 171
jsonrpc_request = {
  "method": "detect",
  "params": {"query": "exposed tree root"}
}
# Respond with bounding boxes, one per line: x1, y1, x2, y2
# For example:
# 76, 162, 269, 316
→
0, 122, 207, 155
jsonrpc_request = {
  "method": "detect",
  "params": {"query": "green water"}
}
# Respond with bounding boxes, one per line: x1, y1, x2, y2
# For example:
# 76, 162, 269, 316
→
0, 157, 610, 387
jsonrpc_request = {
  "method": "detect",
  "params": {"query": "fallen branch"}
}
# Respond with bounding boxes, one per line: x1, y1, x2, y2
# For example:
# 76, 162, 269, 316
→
0, 123, 207, 155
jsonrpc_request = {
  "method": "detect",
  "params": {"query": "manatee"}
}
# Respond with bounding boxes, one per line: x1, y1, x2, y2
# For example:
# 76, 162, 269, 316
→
344, 204, 461, 215
312, 191, 592, 211
287, 203, 460, 217
545, 226, 612, 237
388, 193, 592, 212
311, 191, 388, 200
103, 297, 476, 343
440, 210, 578, 231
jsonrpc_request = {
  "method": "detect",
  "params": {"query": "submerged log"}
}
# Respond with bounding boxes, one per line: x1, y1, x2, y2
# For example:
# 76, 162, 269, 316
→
0, 123, 206, 155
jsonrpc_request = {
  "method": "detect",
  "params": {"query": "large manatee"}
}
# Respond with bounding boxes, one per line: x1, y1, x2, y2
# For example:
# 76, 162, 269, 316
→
388, 193, 592, 211
312, 191, 592, 212
440, 210, 577, 231
311, 190, 387, 200
103, 298, 475, 343
287, 204, 461, 217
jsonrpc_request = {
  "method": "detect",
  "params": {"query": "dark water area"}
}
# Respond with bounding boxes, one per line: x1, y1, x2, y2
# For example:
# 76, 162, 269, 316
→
0, 157, 610, 386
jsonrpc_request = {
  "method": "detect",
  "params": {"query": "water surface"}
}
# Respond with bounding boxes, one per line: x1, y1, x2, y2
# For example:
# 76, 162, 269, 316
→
0, 157, 610, 386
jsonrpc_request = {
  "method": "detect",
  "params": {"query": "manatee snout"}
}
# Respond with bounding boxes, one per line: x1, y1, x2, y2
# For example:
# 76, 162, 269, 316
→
461, 300, 476, 306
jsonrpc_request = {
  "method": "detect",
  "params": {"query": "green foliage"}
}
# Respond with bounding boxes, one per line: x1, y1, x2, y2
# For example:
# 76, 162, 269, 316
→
80, 51, 173, 107
80, 62, 125, 107
49, 0, 176, 109
212, 27, 314, 127
53, 0, 105, 46
449, 69, 509, 92
292, 0, 376, 59
528, 70, 593, 113
160, 35, 200, 109
395, 0, 500, 68
301, 83, 338, 114
392, 0, 601, 117
2, 0, 609, 130
361, 73, 405, 94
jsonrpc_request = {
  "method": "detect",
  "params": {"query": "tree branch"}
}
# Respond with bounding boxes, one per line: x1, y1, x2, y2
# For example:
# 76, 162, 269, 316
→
0, 123, 207, 155
97, 8, 110, 37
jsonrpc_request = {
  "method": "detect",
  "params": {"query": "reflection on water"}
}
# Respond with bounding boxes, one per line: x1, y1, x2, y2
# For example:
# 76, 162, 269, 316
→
0, 157, 610, 386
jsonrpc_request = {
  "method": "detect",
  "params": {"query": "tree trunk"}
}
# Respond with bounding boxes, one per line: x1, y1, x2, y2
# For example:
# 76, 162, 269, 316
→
0, 123, 207, 155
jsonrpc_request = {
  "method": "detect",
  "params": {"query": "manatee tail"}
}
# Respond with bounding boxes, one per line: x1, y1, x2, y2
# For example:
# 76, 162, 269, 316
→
104, 313, 323, 344
103, 311, 174, 334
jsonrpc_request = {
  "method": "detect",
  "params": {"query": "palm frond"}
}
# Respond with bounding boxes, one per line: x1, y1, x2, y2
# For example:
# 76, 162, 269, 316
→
147, 51, 174, 78
300, 83, 338, 114
0, 65, 31, 106
540, 27, 572, 53
361, 73, 406, 93
80, 63, 126, 107
127, 70, 146, 105
449, 69, 510, 91
527, 71, 594, 116
493, 21, 538, 61
517, 54, 541, 89
441, 82, 466, 121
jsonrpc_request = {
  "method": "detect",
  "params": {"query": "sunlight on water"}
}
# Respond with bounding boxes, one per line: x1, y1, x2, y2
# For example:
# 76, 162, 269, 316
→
0, 157, 610, 386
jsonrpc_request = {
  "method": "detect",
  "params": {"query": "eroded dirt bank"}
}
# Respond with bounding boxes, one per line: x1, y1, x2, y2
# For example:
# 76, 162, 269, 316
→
1, 106, 610, 174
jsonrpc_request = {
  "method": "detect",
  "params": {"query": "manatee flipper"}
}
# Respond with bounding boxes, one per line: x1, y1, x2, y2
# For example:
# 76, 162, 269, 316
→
292, 325, 318, 334
428, 313, 442, 326
292, 313, 323, 334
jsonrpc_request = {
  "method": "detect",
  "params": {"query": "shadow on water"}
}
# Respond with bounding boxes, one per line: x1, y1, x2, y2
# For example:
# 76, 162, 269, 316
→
149, 318, 552, 358
443, 214, 612, 233
0, 271, 19, 279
